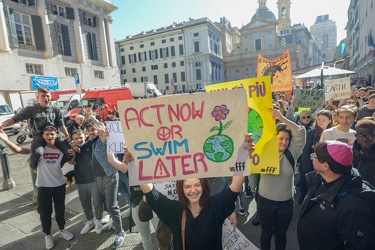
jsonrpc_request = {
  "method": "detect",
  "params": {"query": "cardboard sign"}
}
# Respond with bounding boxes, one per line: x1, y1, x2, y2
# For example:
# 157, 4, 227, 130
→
257, 49, 293, 92
222, 218, 259, 250
106, 121, 126, 154
205, 77, 280, 175
154, 181, 178, 200
118, 89, 248, 186
294, 89, 325, 108
324, 77, 351, 100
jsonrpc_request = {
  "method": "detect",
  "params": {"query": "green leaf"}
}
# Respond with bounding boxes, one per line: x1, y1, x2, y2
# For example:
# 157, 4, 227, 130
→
222, 120, 233, 130
210, 126, 220, 132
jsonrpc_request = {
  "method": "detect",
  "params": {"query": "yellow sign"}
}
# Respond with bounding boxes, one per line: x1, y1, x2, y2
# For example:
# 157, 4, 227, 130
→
205, 76, 280, 174
118, 89, 249, 185
257, 49, 293, 92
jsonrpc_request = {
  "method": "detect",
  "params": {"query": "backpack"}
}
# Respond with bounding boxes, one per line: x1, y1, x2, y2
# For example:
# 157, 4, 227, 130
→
350, 180, 375, 220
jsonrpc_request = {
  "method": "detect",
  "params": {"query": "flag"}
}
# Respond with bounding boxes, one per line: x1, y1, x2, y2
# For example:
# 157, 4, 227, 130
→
257, 49, 292, 92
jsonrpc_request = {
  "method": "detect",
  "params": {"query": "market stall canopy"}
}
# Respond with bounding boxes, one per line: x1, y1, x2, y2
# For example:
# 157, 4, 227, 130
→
295, 66, 355, 79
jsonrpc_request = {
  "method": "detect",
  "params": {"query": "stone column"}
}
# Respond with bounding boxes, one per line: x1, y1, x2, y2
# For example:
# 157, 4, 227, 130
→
98, 17, 109, 67
36, 0, 53, 58
105, 19, 117, 67
0, 1, 11, 53
72, 7, 86, 63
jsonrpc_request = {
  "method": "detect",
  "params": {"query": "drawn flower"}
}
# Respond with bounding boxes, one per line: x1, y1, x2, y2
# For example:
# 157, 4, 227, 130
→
211, 105, 229, 121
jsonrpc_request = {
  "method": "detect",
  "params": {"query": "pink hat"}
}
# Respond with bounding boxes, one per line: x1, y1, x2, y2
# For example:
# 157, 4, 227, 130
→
326, 141, 353, 167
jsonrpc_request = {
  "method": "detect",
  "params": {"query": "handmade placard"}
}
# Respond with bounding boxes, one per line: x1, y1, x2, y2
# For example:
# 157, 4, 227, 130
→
118, 88, 248, 185
294, 89, 325, 109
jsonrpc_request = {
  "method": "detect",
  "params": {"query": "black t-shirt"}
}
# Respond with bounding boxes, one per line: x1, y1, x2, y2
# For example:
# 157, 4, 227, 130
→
91, 137, 106, 176
74, 138, 95, 184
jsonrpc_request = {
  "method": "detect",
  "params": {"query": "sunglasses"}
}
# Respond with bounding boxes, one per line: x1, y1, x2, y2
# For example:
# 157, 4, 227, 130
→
310, 153, 318, 160
355, 133, 375, 140
301, 116, 311, 119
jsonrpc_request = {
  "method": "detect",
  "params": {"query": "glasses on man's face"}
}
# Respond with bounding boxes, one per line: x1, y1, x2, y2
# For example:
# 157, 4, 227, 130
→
355, 133, 375, 140
301, 115, 311, 120
310, 153, 318, 160
347, 101, 355, 104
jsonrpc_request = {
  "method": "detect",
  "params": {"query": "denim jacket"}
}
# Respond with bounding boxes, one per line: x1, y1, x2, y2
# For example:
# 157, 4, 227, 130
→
92, 137, 117, 176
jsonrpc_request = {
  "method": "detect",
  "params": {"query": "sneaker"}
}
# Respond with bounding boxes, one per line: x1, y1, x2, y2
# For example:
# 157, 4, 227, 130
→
45, 235, 54, 250
59, 229, 74, 240
245, 189, 253, 200
101, 211, 110, 224
238, 207, 246, 216
252, 212, 260, 226
112, 231, 126, 248
104, 224, 116, 235
80, 220, 95, 235
93, 218, 103, 234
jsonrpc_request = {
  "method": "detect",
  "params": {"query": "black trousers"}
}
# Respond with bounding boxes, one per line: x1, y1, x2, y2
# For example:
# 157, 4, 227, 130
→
257, 194, 294, 250
30, 137, 71, 169
37, 184, 66, 235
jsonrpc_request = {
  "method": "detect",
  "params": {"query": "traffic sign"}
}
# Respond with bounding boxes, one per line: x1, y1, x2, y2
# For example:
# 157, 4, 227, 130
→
74, 73, 80, 84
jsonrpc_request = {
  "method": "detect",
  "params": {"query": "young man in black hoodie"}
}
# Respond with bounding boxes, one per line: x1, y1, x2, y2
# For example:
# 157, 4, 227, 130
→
352, 119, 375, 187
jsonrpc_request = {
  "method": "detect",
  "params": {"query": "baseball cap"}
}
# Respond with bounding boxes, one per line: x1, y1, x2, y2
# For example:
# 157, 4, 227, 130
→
326, 141, 353, 167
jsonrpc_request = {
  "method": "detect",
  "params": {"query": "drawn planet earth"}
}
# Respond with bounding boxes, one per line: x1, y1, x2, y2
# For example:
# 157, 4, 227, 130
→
203, 134, 234, 162
248, 108, 264, 143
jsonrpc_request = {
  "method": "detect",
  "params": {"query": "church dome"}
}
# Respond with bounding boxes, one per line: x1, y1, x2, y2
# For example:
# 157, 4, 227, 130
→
251, 7, 276, 21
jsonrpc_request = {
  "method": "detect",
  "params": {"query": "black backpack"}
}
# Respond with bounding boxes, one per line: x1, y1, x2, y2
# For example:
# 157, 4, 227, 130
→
350, 180, 375, 219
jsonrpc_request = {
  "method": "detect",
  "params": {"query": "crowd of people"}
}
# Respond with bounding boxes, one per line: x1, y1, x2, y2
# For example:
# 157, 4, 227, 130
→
0, 83, 375, 250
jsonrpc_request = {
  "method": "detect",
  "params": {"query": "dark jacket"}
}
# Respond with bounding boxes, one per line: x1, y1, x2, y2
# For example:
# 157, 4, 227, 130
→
299, 126, 319, 173
68, 121, 81, 137
297, 170, 375, 250
358, 105, 375, 120
352, 140, 375, 187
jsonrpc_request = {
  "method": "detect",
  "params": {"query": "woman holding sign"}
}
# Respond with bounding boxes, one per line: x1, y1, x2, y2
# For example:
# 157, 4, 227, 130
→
122, 134, 255, 250
257, 109, 306, 250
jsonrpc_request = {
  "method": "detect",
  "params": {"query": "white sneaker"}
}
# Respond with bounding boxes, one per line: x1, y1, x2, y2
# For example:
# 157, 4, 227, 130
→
101, 211, 110, 224
45, 235, 54, 250
93, 218, 103, 234
80, 220, 94, 235
59, 229, 74, 240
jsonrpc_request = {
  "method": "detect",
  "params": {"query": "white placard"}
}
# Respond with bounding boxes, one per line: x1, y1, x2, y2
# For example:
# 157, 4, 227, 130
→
222, 218, 259, 250
324, 77, 351, 101
106, 121, 126, 154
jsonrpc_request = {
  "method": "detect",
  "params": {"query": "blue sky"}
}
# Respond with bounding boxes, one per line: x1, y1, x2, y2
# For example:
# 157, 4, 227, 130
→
111, 0, 350, 44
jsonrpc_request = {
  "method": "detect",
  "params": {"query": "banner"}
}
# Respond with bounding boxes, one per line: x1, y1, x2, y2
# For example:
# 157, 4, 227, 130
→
205, 76, 280, 175
324, 77, 351, 100
294, 89, 325, 108
31, 76, 59, 90
257, 49, 292, 92
118, 89, 248, 186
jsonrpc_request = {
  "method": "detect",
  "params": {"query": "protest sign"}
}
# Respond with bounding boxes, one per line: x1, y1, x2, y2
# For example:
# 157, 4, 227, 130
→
294, 89, 325, 109
205, 76, 280, 175
257, 49, 293, 92
222, 218, 259, 250
324, 77, 351, 100
154, 181, 178, 200
118, 89, 248, 186
106, 121, 126, 154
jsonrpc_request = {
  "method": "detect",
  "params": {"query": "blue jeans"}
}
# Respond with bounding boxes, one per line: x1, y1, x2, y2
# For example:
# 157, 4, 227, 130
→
257, 194, 294, 250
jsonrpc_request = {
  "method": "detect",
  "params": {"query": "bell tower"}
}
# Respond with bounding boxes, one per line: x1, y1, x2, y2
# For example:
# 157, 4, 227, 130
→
277, 0, 292, 36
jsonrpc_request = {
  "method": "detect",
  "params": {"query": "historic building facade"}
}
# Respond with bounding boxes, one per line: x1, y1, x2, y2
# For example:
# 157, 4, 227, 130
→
221, 0, 321, 82
116, 18, 224, 93
0, 0, 119, 108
